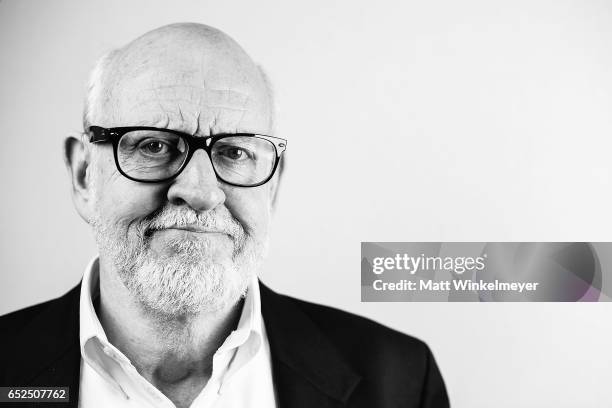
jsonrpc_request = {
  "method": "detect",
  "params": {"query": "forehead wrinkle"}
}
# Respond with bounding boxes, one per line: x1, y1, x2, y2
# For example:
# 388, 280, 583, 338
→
137, 85, 252, 100
89, 22, 275, 126
118, 82, 258, 135
135, 85, 252, 108
122, 106, 250, 137
99, 31, 271, 135
126, 99, 249, 132
130, 99, 249, 112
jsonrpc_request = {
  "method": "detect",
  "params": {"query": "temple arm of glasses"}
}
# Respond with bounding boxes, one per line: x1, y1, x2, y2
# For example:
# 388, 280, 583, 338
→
89, 126, 113, 143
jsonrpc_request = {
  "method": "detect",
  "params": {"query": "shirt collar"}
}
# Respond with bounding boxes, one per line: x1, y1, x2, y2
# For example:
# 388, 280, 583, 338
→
79, 255, 264, 385
79, 257, 108, 350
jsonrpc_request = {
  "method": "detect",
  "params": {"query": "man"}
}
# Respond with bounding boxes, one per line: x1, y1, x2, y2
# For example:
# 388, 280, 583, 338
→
0, 23, 449, 408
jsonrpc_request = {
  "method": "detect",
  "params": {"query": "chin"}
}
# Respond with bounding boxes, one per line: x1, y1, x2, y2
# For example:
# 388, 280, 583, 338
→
125, 248, 253, 318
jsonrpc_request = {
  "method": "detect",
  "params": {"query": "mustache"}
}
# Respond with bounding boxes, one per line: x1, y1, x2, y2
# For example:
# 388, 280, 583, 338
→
137, 205, 244, 240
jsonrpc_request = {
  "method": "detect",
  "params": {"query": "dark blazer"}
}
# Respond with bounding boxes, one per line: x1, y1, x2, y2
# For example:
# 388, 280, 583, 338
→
0, 282, 449, 408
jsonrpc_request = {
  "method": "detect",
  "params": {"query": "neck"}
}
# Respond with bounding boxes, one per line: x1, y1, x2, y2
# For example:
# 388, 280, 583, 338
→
96, 257, 243, 403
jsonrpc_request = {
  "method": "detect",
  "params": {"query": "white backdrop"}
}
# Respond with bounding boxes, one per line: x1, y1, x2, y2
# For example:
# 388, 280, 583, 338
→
1, 0, 611, 407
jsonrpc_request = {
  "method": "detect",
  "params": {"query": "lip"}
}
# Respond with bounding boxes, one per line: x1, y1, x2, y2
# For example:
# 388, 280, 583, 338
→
156, 226, 228, 235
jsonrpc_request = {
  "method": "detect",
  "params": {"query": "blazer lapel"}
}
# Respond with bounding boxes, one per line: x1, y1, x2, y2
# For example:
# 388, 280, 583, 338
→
259, 282, 361, 408
6, 283, 82, 407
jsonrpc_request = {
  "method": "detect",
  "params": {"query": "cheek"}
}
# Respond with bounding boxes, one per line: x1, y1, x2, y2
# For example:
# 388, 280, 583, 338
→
223, 186, 272, 237
104, 188, 163, 226
93, 161, 167, 226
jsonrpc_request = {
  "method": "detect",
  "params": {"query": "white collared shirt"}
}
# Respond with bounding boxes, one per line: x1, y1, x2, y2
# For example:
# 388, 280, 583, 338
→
78, 257, 277, 408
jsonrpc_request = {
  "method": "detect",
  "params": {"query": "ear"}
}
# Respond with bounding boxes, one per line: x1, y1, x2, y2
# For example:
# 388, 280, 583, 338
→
63, 135, 96, 223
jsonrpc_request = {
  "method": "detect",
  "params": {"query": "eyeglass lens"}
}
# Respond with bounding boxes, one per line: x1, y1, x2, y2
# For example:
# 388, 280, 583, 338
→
116, 130, 276, 185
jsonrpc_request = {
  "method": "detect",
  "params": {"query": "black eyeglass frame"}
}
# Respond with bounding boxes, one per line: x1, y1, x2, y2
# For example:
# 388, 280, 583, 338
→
88, 125, 287, 187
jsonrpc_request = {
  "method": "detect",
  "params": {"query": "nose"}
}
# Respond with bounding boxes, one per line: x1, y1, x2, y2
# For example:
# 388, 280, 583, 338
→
167, 150, 226, 211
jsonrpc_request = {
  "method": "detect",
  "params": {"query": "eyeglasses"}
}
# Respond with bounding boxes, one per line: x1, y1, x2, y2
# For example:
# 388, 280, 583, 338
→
88, 126, 286, 187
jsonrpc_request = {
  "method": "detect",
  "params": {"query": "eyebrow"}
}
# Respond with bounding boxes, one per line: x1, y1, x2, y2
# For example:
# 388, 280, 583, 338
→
124, 112, 234, 137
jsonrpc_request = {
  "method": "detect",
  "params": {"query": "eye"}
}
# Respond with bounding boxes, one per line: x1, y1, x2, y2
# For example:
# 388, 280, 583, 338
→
218, 146, 252, 161
224, 147, 244, 160
139, 139, 170, 155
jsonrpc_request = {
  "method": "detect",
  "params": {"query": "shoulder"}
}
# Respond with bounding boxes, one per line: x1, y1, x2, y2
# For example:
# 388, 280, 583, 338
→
259, 283, 435, 375
0, 285, 82, 389
260, 285, 449, 407
0, 300, 58, 334
280, 292, 433, 369
0, 284, 81, 352
293, 295, 421, 344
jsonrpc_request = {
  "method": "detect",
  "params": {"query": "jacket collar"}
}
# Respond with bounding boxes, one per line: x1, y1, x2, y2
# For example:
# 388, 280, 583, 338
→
259, 282, 361, 407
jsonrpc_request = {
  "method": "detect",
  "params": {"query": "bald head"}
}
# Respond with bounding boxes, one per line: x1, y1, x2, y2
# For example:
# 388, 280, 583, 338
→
84, 23, 274, 137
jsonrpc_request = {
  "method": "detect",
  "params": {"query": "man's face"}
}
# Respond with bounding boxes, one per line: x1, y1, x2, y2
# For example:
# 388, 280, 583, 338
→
87, 26, 277, 317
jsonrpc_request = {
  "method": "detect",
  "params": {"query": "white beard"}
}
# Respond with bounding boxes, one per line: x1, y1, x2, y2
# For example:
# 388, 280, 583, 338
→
91, 204, 268, 318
